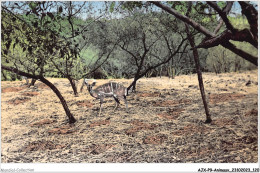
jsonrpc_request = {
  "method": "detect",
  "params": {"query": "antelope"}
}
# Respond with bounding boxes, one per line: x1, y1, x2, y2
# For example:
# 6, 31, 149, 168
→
84, 79, 128, 116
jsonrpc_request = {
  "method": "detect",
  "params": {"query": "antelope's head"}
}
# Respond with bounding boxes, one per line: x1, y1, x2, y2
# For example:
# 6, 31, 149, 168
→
84, 79, 96, 91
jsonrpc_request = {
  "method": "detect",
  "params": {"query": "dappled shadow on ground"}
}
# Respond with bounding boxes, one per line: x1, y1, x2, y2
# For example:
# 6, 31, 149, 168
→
2, 86, 27, 93
30, 119, 57, 127
35, 83, 49, 89
48, 124, 77, 135
172, 123, 211, 136
1, 70, 258, 163
143, 134, 168, 145
125, 120, 157, 136
7, 97, 31, 105
208, 93, 245, 104
137, 92, 161, 97
21, 140, 65, 152
6, 91, 39, 105
75, 100, 93, 108
152, 99, 191, 107
157, 108, 184, 120
88, 119, 110, 128
87, 144, 116, 155
21, 92, 39, 97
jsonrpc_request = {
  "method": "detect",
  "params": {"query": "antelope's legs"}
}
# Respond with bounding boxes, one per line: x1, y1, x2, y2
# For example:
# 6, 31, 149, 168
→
98, 97, 104, 116
124, 95, 128, 112
25, 78, 29, 85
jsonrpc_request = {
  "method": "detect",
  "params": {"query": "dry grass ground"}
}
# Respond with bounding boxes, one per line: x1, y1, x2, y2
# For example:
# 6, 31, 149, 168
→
1, 70, 258, 163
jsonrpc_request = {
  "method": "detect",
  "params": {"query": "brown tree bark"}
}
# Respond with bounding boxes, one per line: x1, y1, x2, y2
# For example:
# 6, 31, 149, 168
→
184, 2, 212, 123
29, 79, 37, 88
40, 77, 76, 123
68, 77, 79, 97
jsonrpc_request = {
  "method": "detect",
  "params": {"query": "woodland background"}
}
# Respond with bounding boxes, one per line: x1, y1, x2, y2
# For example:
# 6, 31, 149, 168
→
1, 1, 258, 164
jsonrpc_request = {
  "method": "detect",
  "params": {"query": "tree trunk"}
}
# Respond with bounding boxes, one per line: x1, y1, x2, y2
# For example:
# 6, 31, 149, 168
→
40, 77, 76, 123
127, 77, 138, 94
29, 78, 36, 88
68, 77, 79, 97
184, 3, 212, 123
185, 27, 212, 123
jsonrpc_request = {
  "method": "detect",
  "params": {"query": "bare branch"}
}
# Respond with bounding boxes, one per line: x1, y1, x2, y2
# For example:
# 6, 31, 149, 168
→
142, 39, 188, 77
223, 2, 234, 13
213, 19, 224, 35
213, 2, 233, 34
119, 43, 139, 66
207, 1, 235, 33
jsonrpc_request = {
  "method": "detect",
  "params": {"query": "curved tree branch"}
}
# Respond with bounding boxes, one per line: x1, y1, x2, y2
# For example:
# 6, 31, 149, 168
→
197, 29, 257, 49
207, 1, 236, 33
239, 1, 258, 41
213, 19, 224, 35
213, 2, 233, 34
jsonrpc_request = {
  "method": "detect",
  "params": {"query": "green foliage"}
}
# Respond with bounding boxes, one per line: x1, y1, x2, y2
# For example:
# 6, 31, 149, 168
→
1, 1, 257, 82
167, 1, 218, 26
96, 11, 191, 79
121, 1, 144, 11
80, 47, 99, 66
206, 42, 257, 73
2, 2, 82, 81
110, 2, 115, 13
167, 1, 188, 15
229, 16, 250, 30
29, 2, 37, 11
217, 1, 226, 9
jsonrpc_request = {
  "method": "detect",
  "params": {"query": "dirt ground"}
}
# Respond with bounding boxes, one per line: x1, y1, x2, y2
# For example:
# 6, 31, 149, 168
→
1, 70, 258, 163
